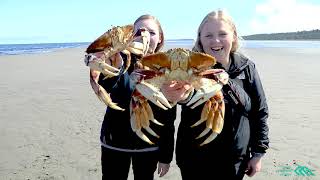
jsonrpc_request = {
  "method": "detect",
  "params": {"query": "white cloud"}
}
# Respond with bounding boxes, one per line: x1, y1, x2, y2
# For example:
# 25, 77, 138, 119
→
249, 0, 320, 34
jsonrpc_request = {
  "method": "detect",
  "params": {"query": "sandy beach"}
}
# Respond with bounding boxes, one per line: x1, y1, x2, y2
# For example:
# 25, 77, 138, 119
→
1, 46, 320, 180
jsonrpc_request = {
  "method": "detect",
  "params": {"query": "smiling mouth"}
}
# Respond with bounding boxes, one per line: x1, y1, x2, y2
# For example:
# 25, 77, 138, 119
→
211, 47, 223, 52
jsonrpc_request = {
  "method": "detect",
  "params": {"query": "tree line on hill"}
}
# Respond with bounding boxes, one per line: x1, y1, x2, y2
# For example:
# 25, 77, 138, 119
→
242, 29, 320, 40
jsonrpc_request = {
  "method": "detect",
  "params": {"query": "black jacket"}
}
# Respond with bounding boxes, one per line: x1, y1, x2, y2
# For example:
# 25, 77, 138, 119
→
176, 52, 269, 166
98, 54, 176, 163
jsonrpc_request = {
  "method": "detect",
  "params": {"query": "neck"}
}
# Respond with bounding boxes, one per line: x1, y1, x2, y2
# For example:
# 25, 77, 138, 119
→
220, 56, 230, 70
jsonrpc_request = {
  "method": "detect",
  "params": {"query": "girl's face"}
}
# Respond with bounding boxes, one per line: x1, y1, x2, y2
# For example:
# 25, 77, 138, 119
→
134, 19, 162, 54
200, 18, 235, 65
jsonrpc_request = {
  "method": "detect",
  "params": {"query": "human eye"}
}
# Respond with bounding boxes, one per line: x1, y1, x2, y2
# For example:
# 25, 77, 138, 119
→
219, 32, 228, 36
149, 31, 156, 36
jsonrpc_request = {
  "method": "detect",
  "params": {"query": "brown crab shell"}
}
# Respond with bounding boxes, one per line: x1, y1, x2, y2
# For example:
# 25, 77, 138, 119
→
139, 48, 217, 71
86, 24, 135, 53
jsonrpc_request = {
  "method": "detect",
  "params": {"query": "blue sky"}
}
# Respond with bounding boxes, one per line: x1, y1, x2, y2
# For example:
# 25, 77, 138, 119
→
1, 0, 319, 44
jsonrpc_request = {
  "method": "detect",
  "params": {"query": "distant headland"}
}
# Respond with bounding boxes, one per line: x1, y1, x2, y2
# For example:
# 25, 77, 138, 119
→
242, 29, 320, 40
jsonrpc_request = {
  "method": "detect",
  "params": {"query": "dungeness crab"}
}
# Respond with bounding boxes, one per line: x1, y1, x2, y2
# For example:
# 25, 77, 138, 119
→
84, 24, 150, 111
131, 48, 228, 145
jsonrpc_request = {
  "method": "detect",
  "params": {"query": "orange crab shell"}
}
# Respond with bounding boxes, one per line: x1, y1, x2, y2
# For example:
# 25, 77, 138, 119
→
86, 24, 135, 53
139, 49, 217, 71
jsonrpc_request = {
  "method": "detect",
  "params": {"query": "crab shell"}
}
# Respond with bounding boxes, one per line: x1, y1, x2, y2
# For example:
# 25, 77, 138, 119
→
86, 24, 135, 54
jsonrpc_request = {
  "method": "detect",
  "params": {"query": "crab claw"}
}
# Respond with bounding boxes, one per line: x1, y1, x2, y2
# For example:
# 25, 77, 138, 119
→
88, 56, 121, 77
135, 81, 172, 110
129, 28, 150, 56
187, 82, 222, 109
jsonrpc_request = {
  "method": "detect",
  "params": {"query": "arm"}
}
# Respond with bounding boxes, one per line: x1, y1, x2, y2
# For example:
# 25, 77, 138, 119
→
152, 104, 177, 164
245, 64, 269, 176
149, 102, 177, 177
248, 64, 269, 155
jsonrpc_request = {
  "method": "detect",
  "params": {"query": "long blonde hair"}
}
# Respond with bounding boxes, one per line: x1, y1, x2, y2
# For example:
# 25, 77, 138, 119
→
134, 14, 164, 53
193, 9, 239, 53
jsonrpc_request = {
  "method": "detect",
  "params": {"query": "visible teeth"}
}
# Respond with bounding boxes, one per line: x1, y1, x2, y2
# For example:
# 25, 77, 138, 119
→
211, 47, 222, 51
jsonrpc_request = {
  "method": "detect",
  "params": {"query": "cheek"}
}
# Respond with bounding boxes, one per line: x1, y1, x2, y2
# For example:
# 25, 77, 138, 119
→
150, 36, 159, 47
200, 37, 210, 48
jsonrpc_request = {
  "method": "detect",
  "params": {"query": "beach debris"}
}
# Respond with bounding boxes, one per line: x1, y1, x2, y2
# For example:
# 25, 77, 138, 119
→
84, 25, 150, 111
130, 48, 228, 145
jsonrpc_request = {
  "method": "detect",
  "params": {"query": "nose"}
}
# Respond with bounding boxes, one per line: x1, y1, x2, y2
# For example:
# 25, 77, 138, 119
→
212, 37, 220, 43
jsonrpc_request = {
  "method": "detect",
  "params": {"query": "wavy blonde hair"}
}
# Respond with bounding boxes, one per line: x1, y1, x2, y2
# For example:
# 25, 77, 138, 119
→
134, 14, 164, 53
193, 9, 239, 53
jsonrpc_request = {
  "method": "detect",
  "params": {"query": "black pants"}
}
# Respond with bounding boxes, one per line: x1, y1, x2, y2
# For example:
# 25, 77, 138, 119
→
177, 157, 247, 180
101, 146, 158, 180
179, 165, 246, 180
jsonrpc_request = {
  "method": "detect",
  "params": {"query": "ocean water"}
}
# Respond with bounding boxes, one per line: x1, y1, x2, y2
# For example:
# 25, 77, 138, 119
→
1, 40, 320, 56
0, 42, 89, 56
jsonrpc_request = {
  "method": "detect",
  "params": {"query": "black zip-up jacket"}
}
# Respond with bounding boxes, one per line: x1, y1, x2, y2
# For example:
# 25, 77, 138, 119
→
98, 54, 176, 163
176, 52, 269, 166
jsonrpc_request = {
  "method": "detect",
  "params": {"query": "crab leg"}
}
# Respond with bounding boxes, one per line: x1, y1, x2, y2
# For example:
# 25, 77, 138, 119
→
198, 98, 225, 146
191, 100, 212, 127
140, 101, 160, 138
195, 105, 215, 139
144, 102, 164, 126
130, 100, 154, 144
199, 110, 221, 146
89, 70, 124, 111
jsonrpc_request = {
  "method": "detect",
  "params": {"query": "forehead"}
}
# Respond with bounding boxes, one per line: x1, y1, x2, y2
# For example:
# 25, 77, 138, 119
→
134, 19, 159, 31
201, 18, 232, 33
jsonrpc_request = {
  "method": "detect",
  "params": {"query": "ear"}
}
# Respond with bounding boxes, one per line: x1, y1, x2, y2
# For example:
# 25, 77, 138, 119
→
158, 36, 163, 44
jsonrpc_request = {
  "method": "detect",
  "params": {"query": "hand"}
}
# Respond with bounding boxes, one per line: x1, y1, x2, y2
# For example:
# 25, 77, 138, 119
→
199, 69, 229, 85
158, 162, 170, 177
161, 81, 193, 103
245, 157, 262, 177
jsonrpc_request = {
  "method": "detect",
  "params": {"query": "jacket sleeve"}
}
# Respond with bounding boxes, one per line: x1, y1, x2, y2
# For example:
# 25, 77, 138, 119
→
151, 103, 177, 164
247, 63, 269, 155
